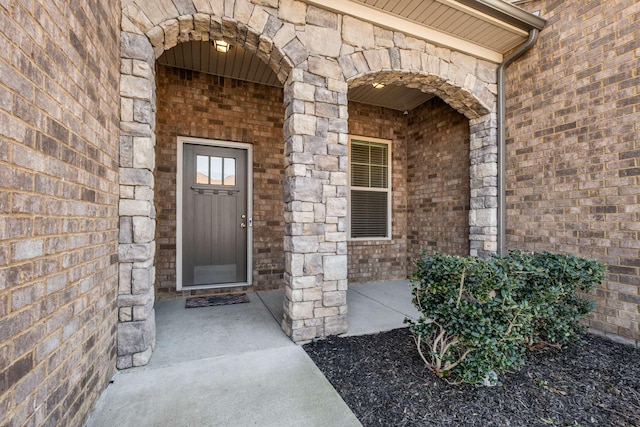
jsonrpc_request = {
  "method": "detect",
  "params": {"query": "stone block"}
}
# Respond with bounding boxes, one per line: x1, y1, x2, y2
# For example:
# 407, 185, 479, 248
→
247, 7, 268, 32
325, 197, 346, 217
133, 100, 152, 123
158, 20, 177, 51
132, 345, 154, 367
119, 263, 133, 295
314, 307, 339, 317
133, 298, 154, 320
324, 314, 348, 335
291, 326, 317, 342
323, 290, 346, 307
119, 243, 154, 263
291, 275, 318, 289
288, 113, 316, 136
131, 267, 155, 296
324, 255, 347, 280
314, 155, 339, 171
135, 186, 155, 201
304, 253, 323, 275
234, 0, 254, 24
284, 176, 322, 203
117, 355, 133, 370
290, 236, 319, 253
306, 6, 337, 29
278, 0, 307, 24
121, 75, 152, 101
121, 98, 134, 122
119, 217, 133, 244
273, 22, 296, 47
117, 310, 155, 356
288, 301, 315, 319
119, 199, 152, 216
133, 137, 155, 169
121, 32, 154, 62
303, 25, 341, 57
133, 217, 155, 243
303, 287, 323, 301
364, 49, 391, 71
118, 285, 155, 308
342, 16, 375, 49
290, 82, 315, 102
288, 253, 305, 276
308, 56, 342, 80
120, 168, 154, 186
123, 4, 154, 32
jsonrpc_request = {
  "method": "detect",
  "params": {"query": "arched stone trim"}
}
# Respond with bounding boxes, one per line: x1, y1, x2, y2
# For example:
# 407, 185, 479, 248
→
340, 48, 495, 119
341, 59, 499, 258
117, 0, 306, 368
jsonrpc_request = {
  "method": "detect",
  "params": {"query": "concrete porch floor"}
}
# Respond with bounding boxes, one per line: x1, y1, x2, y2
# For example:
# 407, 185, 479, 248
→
86, 280, 420, 427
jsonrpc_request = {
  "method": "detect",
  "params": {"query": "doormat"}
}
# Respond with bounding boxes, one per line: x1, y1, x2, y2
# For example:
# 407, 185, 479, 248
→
185, 293, 250, 309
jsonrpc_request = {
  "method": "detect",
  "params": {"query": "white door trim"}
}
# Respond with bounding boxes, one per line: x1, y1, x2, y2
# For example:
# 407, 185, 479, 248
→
176, 136, 253, 291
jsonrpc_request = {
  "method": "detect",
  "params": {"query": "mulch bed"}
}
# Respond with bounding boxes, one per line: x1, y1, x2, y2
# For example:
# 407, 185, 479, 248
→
304, 328, 640, 426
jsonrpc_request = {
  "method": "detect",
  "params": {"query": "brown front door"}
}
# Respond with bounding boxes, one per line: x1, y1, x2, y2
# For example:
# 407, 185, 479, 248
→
182, 143, 248, 287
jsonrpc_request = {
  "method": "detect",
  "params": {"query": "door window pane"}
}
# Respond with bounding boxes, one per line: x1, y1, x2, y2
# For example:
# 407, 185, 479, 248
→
196, 155, 210, 184
210, 157, 223, 185
224, 158, 236, 186
196, 154, 237, 187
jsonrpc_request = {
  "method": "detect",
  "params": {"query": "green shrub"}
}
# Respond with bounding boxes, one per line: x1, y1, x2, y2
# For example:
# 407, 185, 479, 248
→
407, 251, 605, 385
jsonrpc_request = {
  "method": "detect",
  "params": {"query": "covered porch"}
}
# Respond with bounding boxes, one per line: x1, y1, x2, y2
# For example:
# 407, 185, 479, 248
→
87, 281, 419, 426
116, 0, 546, 367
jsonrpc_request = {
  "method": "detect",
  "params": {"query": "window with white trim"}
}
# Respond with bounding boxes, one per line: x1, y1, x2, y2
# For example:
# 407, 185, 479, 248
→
348, 137, 391, 239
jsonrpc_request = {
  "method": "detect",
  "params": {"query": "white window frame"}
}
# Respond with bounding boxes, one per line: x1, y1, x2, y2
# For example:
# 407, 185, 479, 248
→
347, 135, 392, 241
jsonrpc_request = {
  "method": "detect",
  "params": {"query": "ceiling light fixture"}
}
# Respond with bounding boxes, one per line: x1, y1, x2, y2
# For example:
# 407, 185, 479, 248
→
372, 82, 385, 89
213, 39, 230, 53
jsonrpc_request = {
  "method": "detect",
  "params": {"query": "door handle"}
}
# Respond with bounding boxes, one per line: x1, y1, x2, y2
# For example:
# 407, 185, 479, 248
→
240, 222, 246, 229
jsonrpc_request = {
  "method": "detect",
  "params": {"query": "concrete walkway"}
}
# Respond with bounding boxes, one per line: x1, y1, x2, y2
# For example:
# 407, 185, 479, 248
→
86, 280, 420, 427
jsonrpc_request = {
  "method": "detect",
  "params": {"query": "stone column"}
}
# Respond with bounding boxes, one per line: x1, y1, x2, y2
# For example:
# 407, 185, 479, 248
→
469, 112, 498, 257
281, 61, 349, 342
117, 30, 157, 368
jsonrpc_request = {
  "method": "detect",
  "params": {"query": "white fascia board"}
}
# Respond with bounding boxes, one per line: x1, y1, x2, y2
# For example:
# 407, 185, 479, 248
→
305, 0, 512, 63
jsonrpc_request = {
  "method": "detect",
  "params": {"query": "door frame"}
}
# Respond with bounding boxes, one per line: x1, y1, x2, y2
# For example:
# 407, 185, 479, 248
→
176, 136, 253, 291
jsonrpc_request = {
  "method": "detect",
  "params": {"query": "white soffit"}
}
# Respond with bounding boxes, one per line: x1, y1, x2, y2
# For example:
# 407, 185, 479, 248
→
158, 41, 282, 88
305, 0, 534, 63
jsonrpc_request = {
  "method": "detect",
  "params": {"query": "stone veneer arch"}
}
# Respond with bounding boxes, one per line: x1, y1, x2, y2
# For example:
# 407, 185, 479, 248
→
342, 53, 499, 259
118, 0, 500, 368
117, 0, 303, 368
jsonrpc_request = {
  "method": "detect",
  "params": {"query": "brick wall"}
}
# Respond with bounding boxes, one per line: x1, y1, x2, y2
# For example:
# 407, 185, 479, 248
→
347, 102, 408, 283
407, 97, 471, 269
0, 1, 120, 426
347, 99, 470, 283
154, 69, 475, 291
155, 65, 285, 298
505, 0, 640, 344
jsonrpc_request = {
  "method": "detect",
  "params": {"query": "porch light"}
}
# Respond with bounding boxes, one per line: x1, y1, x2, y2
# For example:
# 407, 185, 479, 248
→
213, 39, 230, 53
372, 82, 385, 89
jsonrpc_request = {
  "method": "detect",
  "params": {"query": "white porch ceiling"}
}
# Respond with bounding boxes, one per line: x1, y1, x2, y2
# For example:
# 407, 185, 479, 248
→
157, 0, 544, 112
158, 41, 435, 111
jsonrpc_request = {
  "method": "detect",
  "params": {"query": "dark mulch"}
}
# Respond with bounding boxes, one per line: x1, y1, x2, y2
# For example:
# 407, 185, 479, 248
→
304, 328, 640, 427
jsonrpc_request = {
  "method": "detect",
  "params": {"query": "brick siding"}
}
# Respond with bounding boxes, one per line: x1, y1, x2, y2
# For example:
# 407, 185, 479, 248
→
0, 1, 121, 426
347, 102, 408, 283
155, 75, 472, 292
506, 0, 640, 344
155, 65, 285, 299
347, 99, 470, 283
407, 97, 471, 266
